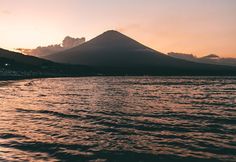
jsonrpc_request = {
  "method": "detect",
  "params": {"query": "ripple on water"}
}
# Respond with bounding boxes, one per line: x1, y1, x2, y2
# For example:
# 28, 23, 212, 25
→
0, 76, 236, 162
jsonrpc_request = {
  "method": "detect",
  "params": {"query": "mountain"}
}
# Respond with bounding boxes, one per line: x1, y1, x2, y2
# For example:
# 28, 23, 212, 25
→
168, 52, 236, 67
199, 54, 236, 66
45, 30, 197, 67
201, 54, 220, 60
0, 48, 97, 79
0, 48, 59, 79
0, 48, 54, 66
1, 31, 236, 77
168, 52, 197, 62
45, 30, 236, 75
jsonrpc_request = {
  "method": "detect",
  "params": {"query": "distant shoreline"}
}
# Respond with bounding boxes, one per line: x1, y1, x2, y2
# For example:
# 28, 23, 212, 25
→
1, 74, 236, 82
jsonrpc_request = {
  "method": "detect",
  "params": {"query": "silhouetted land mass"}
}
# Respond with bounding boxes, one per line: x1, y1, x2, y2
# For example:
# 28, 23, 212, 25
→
46, 30, 207, 68
0, 48, 94, 80
45, 30, 236, 75
1, 30, 236, 80
168, 52, 236, 67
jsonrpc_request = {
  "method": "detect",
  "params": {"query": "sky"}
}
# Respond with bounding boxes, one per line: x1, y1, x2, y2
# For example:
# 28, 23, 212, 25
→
0, 0, 236, 57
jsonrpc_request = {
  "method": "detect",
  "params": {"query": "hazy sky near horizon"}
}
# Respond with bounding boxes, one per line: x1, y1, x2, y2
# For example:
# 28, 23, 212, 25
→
0, 0, 236, 57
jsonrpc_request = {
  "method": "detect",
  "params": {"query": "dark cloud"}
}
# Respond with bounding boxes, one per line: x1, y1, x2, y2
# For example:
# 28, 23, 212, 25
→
16, 36, 85, 57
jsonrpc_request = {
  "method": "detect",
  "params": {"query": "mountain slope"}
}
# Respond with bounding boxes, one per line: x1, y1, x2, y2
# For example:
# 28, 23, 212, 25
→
46, 30, 200, 68
199, 54, 236, 66
0, 48, 54, 66
45, 30, 236, 75
0, 48, 98, 79
0, 48, 61, 79
168, 52, 236, 67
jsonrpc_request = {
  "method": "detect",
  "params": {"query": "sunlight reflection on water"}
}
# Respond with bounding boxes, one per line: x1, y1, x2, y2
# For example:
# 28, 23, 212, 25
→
0, 76, 236, 162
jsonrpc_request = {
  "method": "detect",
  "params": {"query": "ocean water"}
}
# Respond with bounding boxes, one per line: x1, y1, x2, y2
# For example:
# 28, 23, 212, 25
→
0, 77, 236, 162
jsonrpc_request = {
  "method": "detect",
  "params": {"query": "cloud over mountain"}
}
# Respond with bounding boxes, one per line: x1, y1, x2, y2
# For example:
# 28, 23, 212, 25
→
16, 36, 85, 57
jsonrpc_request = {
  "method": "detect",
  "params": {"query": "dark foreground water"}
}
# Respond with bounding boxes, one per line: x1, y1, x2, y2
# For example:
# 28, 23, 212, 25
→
0, 77, 236, 162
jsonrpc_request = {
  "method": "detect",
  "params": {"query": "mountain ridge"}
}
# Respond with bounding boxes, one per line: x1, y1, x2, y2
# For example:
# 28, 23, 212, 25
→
1, 30, 236, 77
168, 52, 236, 67
45, 30, 202, 68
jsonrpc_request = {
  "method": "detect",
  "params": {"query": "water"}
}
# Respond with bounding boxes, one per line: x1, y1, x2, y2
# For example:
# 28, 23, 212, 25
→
0, 77, 236, 162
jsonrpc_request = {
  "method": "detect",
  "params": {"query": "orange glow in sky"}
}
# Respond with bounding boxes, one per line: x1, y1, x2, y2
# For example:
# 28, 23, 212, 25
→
0, 0, 236, 57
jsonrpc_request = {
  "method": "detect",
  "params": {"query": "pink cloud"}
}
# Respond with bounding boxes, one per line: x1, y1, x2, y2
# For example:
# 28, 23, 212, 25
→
16, 36, 85, 57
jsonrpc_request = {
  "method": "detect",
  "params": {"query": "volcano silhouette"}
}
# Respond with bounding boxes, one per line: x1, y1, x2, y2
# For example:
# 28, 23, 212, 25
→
46, 30, 194, 67
46, 30, 236, 75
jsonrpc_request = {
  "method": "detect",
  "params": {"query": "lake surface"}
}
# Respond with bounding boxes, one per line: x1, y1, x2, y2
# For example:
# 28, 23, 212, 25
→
0, 77, 236, 162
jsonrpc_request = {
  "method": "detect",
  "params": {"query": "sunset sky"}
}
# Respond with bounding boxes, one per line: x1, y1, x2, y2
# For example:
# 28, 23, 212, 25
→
0, 0, 236, 57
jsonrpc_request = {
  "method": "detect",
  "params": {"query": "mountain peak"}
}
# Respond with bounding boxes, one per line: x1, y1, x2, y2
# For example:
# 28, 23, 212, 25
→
99, 30, 127, 40
102, 30, 125, 37
79, 29, 146, 50
46, 30, 193, 67
103, 30, 120, 34
202, 54, 220, 60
